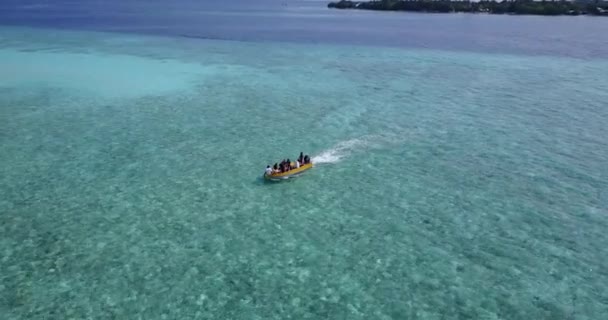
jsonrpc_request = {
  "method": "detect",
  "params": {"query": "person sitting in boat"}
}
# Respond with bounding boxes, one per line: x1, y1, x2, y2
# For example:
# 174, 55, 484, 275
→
286, 159, 292, 170
298, 152, 304, 164
304, 155, 310, 164
273, 163, 279, 173
295, 159, 300, 169
265, 165, 273, 175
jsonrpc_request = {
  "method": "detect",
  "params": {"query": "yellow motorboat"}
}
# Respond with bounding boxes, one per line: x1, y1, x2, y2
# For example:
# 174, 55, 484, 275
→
264, 162, 313, 181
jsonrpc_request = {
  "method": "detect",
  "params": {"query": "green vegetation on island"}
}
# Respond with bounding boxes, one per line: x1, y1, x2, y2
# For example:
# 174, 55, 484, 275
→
328, 0, 608, 16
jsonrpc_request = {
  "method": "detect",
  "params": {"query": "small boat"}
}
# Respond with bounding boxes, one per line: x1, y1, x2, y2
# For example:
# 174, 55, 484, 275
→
264, 162, 313, 181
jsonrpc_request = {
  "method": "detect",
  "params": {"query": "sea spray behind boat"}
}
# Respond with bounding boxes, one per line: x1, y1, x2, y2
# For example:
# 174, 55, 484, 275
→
312, 136, 380, 164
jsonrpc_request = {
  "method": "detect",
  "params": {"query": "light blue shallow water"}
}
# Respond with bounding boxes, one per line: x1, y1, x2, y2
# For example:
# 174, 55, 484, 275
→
1, 23, 607, 319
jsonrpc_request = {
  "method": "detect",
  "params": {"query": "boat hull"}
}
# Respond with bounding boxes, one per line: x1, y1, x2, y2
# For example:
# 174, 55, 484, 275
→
264, 163, 313, 181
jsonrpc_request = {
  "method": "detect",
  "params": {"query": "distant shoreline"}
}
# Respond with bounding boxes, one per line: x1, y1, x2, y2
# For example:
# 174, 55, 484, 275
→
327, 0, 608, 16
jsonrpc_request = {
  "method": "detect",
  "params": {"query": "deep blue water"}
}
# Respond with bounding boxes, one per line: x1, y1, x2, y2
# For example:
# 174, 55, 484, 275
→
1, 0, 608, 59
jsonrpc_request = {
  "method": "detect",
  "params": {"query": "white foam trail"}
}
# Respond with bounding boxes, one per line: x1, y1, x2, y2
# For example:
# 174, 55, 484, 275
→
311, 151, 343, 164
312, 137, 375, 164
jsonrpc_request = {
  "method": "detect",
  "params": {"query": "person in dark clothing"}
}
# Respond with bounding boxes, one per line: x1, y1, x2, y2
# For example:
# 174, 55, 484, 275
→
273, 163, 278, 172
298, 152, 304, 163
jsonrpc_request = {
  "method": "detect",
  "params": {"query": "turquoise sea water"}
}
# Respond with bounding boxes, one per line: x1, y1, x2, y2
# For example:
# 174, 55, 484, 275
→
1, 21, 608, 320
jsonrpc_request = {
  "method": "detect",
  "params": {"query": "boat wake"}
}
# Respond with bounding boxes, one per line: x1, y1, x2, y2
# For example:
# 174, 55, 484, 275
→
312, 136, 377, 164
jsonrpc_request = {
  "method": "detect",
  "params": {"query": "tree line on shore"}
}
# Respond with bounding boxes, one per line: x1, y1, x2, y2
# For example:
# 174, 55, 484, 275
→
328, 0, 608, 16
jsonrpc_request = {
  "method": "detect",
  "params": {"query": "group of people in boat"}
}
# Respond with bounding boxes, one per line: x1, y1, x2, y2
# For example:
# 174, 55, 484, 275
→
265, 152, 311, 175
